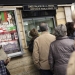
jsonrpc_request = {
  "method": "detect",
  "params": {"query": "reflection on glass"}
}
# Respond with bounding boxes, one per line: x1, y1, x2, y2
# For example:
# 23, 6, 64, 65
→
45, 18, 54, 33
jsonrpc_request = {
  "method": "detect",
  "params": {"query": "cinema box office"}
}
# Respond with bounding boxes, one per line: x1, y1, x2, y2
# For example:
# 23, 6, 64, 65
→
0, 4, 73, 75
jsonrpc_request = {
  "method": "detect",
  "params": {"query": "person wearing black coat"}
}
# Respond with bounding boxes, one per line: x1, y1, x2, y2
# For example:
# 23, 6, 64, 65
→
28, 28, 38, 54
66, 22, 75, 39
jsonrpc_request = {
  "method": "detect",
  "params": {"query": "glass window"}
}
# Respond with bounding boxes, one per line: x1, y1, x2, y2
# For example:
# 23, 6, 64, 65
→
23, 17, 55, 46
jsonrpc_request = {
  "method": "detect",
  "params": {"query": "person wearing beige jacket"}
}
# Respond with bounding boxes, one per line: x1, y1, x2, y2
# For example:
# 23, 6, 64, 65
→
33, 22, 55, 75
66, 51, 75, 75
0, 45, 11, 75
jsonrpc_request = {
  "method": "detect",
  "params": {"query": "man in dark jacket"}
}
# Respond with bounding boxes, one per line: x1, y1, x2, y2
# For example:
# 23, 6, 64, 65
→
49, 24, 75, 75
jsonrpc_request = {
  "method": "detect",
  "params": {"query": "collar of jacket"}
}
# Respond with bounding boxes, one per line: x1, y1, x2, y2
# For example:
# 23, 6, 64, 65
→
56, 36, 69, 40
41, 31, 49, 34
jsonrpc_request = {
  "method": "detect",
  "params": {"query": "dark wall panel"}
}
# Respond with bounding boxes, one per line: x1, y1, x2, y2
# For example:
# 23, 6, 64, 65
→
0, 0, 74, 5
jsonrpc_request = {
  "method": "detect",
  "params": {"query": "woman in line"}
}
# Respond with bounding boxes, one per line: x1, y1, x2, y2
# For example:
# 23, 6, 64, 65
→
66, 22, 75, 39
0, 45, 11, 75
66, 10, 75, 39
48, 24, 75, 75
28, 28, 39, 54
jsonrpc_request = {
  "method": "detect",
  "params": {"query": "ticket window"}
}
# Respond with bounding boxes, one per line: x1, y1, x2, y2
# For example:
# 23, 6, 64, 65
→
23, 17, 55, 46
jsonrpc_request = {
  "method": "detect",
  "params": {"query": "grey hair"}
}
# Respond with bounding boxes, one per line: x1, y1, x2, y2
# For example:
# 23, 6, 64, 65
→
54, 24, 67, 37
39, 22, 48, 32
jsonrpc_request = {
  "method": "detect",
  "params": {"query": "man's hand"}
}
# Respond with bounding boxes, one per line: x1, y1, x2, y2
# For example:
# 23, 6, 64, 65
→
5, 57, 11, 64
7, 57, 11, 62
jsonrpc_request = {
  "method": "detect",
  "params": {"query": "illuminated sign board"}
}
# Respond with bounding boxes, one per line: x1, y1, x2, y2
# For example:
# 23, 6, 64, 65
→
0, 0, 74, 5
23, 5, 58, 11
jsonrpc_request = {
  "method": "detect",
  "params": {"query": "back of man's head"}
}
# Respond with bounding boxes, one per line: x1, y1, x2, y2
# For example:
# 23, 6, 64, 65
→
39, 22, 48, 32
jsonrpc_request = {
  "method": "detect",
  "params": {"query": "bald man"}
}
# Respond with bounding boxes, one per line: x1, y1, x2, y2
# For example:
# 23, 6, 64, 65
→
33, 22, 55, 75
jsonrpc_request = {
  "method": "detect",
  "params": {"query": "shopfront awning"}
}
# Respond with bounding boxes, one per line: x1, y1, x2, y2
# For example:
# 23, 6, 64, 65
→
0, 0, 75, 6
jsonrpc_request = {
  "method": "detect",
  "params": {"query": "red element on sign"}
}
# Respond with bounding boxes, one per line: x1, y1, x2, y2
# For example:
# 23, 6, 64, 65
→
0, 30, 16, 34
4, 11, 8, 21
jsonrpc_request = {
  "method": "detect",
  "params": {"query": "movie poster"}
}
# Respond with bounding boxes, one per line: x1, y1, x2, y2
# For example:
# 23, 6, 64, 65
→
0, 10, 20, 54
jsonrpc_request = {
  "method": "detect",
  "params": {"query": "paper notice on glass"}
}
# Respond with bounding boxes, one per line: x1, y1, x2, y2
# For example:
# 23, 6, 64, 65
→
64, 7, 72, 22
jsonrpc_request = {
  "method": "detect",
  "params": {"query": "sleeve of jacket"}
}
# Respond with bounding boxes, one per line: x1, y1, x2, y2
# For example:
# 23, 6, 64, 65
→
48, 44, 54, 71
33, 40, 40, 69
67, 51, 75, 75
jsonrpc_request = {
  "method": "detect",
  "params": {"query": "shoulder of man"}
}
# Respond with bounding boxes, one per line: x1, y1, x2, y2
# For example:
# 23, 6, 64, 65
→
34, 35, 43, 44
34, 36, 40, 42
34, 33, 56, 42
49, 33, 56, 39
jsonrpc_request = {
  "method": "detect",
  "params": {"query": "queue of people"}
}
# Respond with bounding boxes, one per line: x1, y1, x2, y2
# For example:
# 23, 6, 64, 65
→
1, 10, 75, 75
1, 23, 74, 75
28, 21, 75, 75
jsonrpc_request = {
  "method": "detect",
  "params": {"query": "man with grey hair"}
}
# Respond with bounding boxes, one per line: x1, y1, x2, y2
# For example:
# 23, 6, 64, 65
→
33, 22, 55, 75
54, 24, 67, 37
49, 24, 75, 75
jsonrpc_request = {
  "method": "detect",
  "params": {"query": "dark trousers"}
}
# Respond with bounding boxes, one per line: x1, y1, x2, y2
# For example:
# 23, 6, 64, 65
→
39, 69, 53, 75
6, 68, 10, 75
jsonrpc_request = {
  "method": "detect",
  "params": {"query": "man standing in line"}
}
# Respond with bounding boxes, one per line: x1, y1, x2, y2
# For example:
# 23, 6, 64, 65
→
33, 22, 55, 75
